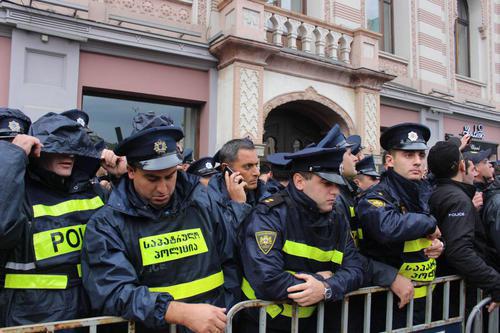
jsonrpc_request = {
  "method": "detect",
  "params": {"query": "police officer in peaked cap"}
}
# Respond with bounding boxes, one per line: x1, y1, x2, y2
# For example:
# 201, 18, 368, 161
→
238, 143, 364, 332
353, 155, 380, 192
0, 107, 31, 141
81, 113, 239, 333
356, 123, 445, 330
187, 156, 218, 186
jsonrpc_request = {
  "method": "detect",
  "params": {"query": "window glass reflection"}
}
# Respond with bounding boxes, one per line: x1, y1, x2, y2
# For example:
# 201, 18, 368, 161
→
82, 94, 197, 150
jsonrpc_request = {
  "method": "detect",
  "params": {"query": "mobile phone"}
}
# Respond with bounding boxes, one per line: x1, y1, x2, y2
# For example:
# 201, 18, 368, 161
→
225, 166, 243, 184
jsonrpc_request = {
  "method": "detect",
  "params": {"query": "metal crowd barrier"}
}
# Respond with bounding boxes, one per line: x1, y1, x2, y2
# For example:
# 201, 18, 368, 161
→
1, 275, 498, 333
227, 275, 465, 333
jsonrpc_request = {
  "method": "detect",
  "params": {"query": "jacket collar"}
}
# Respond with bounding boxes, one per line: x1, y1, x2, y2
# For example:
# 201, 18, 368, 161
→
382, 168, 431, 213
436, 178, 477, 199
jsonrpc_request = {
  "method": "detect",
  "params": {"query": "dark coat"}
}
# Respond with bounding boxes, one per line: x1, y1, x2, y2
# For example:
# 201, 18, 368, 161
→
0, 113, 104, 326
482, 179, 500, 255
430, 178, 500, 302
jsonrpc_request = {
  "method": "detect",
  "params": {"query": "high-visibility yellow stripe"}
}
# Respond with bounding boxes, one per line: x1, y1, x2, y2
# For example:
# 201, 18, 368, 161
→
149, 271, 224, 300
241, 278, 316, 318
33, 224, 86, 261
403, 238, 432, 253
349, 206, 356, 218
357, 228, 364, 240
77, 264, 82, 278
283, 240, 343, 264
32, 196, 104, 218
4, 274, 68, 289
399, 258, 436, 282
414, 285, 436, 299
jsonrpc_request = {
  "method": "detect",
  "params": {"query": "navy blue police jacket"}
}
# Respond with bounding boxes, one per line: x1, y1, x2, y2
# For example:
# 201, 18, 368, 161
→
81, 171, 239, 331
356, 168, 438, 296
239, 183, 365, 324
0, 114, 105, 327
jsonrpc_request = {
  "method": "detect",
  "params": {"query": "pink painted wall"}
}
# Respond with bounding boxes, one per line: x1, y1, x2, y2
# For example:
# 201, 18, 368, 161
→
444, 115, 500, 154
0, 37, 11, 107
77, 52, 210, 155
380, 104, 420, 127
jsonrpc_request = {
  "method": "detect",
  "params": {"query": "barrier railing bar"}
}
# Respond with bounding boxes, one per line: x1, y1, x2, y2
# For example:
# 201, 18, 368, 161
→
341, 296, 349, 332
488, 307, 499, 333
128, 320, 135, 333
406, 297, 414, 330
225, 300, 278, 333
443, 280, 450, 320
169, 324, 176, 333
466, 296, 492, 333
391, 317, 464, 333
425, 281, 433, 324
89, 325, 96, 333
460, 280, 466, 319
316, 302, 324, 333
385, 291, 393, 332
259, 307, 267, 333
363, 292, 371, 333
290, 304, 299, 333
0, 316, 131, 333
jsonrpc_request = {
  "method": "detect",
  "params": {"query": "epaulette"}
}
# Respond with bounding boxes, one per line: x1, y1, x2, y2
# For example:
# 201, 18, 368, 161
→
261, 193, 286, 208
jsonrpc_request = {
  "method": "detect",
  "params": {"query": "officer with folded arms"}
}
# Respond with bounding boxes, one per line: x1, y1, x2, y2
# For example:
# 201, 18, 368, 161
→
0, 112, 111, 327
356, 123, 444, 329
81, 113, 237, 333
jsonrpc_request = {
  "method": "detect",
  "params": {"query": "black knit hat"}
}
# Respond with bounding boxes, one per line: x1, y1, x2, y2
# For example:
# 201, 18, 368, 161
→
428, 141, 461, 178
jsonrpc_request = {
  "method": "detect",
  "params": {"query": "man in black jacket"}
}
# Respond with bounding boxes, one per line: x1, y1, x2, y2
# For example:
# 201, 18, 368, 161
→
428, 141, 499, 313
483, 179, 500, 255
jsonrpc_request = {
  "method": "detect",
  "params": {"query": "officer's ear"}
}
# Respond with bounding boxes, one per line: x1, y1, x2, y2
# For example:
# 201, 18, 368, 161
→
293, 172, 306, 191
352, 177, 361, 187
385, 152, 395, 168
127, 164, 137, 180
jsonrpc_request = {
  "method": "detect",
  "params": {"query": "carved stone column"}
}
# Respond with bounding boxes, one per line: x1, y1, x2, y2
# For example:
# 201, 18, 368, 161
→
354, 88, 380, 154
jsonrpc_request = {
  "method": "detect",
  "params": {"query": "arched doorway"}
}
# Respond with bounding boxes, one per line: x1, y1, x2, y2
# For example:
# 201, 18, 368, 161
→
263, 99, 350, 155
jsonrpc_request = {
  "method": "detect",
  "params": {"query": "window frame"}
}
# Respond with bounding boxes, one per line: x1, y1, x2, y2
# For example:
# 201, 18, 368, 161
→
267, 0, 307, 15
365, 0, 394, 53
455, 0, 471, 77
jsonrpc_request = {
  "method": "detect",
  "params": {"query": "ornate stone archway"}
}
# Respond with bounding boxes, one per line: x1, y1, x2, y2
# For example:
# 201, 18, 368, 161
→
263, 86, 355, 134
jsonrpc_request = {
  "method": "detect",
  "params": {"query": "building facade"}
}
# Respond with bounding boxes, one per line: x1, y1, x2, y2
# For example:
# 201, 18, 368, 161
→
0, 0, 498, 159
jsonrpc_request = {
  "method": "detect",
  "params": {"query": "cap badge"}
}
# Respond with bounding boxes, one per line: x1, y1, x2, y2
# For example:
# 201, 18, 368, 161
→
408, 131, 419, 142
76, 117, 86, 127
205, 162, 213, 169
8, 121, 21, 132
153, 140, 168, 155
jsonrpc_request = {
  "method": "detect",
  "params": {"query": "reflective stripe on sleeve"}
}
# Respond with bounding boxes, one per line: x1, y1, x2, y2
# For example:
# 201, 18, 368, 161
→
149, 271, 224, 300
32, 196, 104, 218
4, 274, 68, 289
282, 240, 343, 264
403, 238, 432, 253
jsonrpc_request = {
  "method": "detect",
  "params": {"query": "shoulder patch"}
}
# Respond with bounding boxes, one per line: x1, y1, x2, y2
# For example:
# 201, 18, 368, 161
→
261, 194, 285, 208
255, 231, 277, 255
367, 199, 386, 208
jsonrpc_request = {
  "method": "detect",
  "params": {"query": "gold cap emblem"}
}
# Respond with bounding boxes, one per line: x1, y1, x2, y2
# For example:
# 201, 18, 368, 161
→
153, 140, 167, 155
408, 131, 418, 142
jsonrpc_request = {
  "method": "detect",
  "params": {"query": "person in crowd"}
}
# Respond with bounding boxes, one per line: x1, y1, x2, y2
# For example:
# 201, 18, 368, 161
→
186, 156, 218, 186
356, 123, 444, 329
482, 175, 500, 255
180, 148, 194, 171
428, 140, 499, 314
265, 152, 291, 194
353, 155, 380, 192
258, 163, 272, 183
238, 142, 365, 332
464, 149, 494, 192
81, 114, 237, 333
0, 112, 120, 327
0, 107, 31, 141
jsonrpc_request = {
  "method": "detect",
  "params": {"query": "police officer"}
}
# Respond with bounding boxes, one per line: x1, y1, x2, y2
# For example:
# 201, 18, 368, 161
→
353, 155, 380, 192
81, 114, 236, 333
265, 152, 291, 194
464, 149, 494, 192
0, 112, 109, 327
356, 123, 444, 329
186, 156, 218, 186
0, 107, 31, 141
238, 143, 365, 332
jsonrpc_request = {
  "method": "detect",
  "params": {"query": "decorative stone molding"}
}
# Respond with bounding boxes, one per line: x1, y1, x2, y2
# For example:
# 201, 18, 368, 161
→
263, 86, 355, 133
379, 55, 409, 78
456, 78, 483, 99
363, 93, 378, 152
239, 67, 260, 139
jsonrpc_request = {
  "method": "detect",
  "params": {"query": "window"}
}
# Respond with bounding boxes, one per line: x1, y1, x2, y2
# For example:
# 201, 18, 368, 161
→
82, 92, 198, 151
366, 0, 394, 53
266, 0, 307, 15
455, 0, 470, 76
